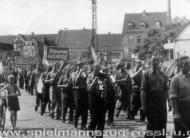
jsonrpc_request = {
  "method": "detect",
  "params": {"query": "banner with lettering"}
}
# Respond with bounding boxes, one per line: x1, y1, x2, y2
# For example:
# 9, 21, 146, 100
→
47, 47, 69, 61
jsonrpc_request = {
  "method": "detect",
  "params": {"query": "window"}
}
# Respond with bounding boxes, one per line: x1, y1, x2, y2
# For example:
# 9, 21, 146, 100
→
128, 22, 133, 29
137, 36, 141, 43
128, 36, 134, 44
140, 22, 146, 29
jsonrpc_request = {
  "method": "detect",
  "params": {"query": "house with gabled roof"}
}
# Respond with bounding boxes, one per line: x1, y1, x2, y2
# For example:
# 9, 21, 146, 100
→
97, 33, 124, 62
56, 29, 129, 63
122, 10, 168, 53
56, 28, 92, 62
173, 22, 190, 58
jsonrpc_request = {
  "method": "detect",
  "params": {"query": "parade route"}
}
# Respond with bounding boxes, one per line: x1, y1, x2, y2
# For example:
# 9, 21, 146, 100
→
1, 89, 174, 138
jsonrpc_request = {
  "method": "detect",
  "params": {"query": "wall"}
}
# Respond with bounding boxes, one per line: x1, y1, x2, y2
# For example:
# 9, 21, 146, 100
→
173, 40, 190, 58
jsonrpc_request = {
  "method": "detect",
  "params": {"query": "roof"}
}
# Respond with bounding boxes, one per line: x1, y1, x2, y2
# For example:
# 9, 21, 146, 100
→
172, 21, 190, 41
57, 29, 92, 49
97, 33, 122, 52
0, 34, 57, 45
122, 11, 168, 33
0, 35, 16, 44
0, 42, 13, 50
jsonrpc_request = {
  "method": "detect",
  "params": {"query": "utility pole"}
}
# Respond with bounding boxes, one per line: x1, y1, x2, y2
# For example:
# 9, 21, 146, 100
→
91, 0, 97, 48
167, 0, 172, 25
167, 0, 172, 61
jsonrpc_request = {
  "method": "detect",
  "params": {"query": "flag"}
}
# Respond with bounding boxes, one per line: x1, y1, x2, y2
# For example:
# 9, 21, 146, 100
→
42, 44, 49, 66
0, 61, 3, 74
88, 35, 98, 64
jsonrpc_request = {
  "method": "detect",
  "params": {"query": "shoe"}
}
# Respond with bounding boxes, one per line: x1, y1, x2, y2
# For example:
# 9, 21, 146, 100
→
116, 113, 119, 118
81, 125, 87, 130
130, 116, 135, 120
74, 124, 77, 128
35, 106, 38, 112
68, 120, 73, 124
56, 117, 61, 120
50, 112, 54, 119
107, 120, 113, 126
73, 120, 78, 128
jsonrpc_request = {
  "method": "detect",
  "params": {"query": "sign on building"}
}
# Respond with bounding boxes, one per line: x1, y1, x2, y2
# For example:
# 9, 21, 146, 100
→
21, 41, 38, 58
15, 39, 41, 66
47, 47, 69, 61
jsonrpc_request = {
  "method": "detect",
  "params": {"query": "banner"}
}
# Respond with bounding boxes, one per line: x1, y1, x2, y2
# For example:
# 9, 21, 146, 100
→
42, 45, 49, 66
47, 47, 69, 61
15, 57, 41, 65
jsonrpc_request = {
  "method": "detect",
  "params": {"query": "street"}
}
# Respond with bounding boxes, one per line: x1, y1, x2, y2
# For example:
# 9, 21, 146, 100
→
2, 89, 174, 138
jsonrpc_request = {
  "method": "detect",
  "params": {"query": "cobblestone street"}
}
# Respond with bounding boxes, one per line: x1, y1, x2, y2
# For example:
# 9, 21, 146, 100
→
2, 89, 174, 138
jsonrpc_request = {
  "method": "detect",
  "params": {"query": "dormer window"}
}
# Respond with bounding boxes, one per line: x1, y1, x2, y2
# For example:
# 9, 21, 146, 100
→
128, 22, 133, 29
140, 22, 146, 29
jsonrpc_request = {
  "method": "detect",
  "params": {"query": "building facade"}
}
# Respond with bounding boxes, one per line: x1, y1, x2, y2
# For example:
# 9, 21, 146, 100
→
173, 22, 190, 58
122, 10, 168, 53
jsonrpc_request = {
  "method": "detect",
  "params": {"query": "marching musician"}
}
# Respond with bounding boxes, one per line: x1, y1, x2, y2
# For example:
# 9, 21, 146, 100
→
115, 63, 132, 119
73, 61, 88, 129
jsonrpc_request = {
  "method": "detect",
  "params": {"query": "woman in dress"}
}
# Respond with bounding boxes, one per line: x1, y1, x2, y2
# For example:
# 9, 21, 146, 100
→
1, 74, 21, 130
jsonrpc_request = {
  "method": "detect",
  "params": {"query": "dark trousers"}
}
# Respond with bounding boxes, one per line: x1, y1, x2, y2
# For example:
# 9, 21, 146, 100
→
73, 88, 88, 128
36, 93, 42, 109
19, 78, 24, 89
49, 87, 62, 119
89, 94, 106, 137
29, 84, 34, 95
106, 92, 116, 123
173, 119, 190, 138
41, 86, 50, 115
145, 110, 167, 138
61, 92, 74, 122
116, 87, 131, 118
145, 92, 167, 138
25, 80, 29, 93
131, 87, 145, 120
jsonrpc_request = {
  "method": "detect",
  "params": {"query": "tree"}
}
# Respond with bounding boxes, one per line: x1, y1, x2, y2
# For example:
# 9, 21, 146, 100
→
138, 16, 189, 60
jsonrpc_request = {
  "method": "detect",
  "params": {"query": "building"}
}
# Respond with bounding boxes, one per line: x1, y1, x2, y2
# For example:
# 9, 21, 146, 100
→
57, 29, 130, 63
56, 28, 92, 62
0, 33, 57, 66
173, 22, 190, 58
122, 10, 168, 53
97, 33, 124, 63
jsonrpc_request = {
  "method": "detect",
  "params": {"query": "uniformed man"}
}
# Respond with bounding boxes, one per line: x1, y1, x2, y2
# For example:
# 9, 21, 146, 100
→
115, 63, 132, 119
73, 61, 88, 129
57, 67, 74, 123
141, 56, 169, 138
88, 66, 107, 138
24, 67, 31, 93
41, 66, 52, 116
131, 62, 145, 121
30, 64, 43, 112
18, 68, 24, 89
170, 56, 190, 138
45, 63, 61, 119
103, 66, 116, 126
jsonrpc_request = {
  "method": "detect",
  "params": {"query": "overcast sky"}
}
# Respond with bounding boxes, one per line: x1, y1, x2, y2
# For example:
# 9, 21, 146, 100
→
0, 0, 189, 35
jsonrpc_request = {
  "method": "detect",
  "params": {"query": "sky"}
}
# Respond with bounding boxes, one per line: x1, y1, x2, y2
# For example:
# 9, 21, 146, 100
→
0, 0, 189, 35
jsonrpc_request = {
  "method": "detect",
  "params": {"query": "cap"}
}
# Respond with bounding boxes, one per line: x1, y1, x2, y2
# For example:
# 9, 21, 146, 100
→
8, 74, 15, 80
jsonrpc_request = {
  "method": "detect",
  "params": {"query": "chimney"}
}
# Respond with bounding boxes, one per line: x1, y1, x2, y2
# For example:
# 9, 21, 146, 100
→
31, 32, 35, 36
142, 10, 147, 16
